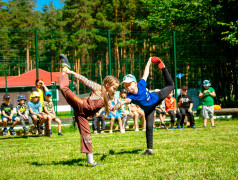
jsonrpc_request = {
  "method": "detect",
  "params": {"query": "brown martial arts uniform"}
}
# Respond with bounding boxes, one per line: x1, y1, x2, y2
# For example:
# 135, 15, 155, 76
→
59, 74, 104, 153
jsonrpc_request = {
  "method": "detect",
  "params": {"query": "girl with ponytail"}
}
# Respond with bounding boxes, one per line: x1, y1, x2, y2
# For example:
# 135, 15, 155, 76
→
58, 54, 119, 167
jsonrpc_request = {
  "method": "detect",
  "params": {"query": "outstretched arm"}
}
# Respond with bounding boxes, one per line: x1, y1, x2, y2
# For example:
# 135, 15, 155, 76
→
66, 69, 101, 91
142, 57, 152, 81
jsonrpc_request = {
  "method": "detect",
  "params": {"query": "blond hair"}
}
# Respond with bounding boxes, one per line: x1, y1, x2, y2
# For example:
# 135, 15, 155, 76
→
102, 76, 119, 114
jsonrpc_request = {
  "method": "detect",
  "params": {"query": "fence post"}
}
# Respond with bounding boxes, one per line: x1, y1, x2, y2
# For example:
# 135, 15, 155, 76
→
173, 31, 178, 105
108, 30, 112, 75
35, 28, 39, 79
50, 63, 52, 83
4, 65, 8, 93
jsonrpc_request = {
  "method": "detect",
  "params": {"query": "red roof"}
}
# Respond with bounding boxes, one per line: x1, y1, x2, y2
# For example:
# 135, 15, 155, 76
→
0, 69, 62, 88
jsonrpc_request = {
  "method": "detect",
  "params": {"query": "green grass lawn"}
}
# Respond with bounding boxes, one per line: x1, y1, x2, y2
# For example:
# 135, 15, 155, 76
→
0, 119, 237, 179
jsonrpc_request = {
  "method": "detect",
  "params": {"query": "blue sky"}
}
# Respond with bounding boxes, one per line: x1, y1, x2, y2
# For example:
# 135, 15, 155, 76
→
2, 0, 64, 11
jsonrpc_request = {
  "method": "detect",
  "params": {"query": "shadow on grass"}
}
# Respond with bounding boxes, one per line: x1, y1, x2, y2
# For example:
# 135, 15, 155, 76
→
0, 135, 43, 140
30, 158, 85, 167
95, 149, 142, 161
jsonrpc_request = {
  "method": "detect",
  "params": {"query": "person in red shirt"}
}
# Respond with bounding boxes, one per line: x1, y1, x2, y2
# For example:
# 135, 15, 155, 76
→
165, 91, 182, 129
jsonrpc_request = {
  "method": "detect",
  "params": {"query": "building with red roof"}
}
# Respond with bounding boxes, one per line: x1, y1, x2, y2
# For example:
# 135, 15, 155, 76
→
0, 69, 61, 88
0, 69, 71, 107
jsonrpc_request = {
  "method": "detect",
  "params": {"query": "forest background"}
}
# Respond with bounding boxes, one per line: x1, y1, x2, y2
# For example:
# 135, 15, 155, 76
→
0, 0, 237, 107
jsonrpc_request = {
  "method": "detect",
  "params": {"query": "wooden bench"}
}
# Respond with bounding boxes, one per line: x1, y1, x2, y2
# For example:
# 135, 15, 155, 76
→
0, 119, 50, 136
72, 111, 197, 132
214, 108, 238, 117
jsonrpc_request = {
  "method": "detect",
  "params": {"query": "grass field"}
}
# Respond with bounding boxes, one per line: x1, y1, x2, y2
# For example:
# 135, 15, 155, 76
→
0, 119, 237, 179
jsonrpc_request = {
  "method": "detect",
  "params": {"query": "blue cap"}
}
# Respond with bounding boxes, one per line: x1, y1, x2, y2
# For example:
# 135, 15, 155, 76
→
45, 91, 53, 96
17, 94, 26, 101
203, 80, 211, 87
121, 74, 137, 84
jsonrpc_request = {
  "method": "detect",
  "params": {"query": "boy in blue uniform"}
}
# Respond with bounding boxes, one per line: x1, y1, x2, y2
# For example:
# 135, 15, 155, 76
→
119, 57, 174, 156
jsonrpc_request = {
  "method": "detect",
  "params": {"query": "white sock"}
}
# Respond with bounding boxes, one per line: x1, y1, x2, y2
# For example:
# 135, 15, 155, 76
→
86, 153, 94, 164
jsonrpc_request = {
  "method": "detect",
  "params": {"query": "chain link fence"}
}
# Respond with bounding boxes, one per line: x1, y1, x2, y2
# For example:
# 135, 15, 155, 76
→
0, 28, 237, 109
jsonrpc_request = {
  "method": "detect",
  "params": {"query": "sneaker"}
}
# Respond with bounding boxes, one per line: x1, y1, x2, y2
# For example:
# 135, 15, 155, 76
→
203, 126, 206, 128
153, 126, 157, 130
151, 56, 165, 69
181, 124, 184, 129
87, 161, 101, 167
212, 126, 216, 128
58, 133, 63, 136
176, 126, 181, 129
141, 149, 154, 156
121, 129, 125, 133
93, 131, 98, 134
24, 128, 29, 135
49, 130, 53, 135
191, 125, 197, 129
3, 128, 7, 136
9, 127, 16, 136
170, 126, 175, 129
32, 127, 38, 134
59, 54, 71, 70
38, 126, 44, 135
142, 129, 146, 131
29, 124, 35, 132
100, 131, 105, 134
135, 128, 139, 132
109, 130, 113, 134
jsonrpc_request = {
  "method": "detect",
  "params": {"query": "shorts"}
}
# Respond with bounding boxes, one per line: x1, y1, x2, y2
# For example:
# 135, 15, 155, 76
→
29, 113, 43, 118
107, 111, 121, 119
1, 115, 18, 122
155, 109, 166, 115
202, 106, 214, 119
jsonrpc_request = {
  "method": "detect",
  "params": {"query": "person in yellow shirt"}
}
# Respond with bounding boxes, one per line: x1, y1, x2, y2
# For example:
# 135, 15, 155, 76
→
30, 79, 49, 108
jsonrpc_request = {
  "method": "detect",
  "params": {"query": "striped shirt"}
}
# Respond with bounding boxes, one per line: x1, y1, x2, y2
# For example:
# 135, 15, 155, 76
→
75, 74, 103, 100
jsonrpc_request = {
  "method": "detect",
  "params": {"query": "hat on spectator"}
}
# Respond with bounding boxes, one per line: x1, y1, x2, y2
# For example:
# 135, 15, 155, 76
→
31, 92, 40, 98
3, 94, 10, 99
203, 80, 211, 87
121, 74, 137, 84
18, 94, 26, 101
45, 91, 53, 96
182, 86, 188, 90
120, 89, 127, 93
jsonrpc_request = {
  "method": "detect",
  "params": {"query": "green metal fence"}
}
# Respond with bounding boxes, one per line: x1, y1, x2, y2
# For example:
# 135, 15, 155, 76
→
0, 27, 237, 108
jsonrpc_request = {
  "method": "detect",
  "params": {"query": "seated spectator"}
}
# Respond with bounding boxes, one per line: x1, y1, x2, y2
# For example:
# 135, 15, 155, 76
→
43, 91, 63, 136
1, 94, 20, 136
118, 89, 134, 130
178, 86, 196, 129
28, 92, 47, 135
154, 102, 167, 129
130, 103, 146, 131
92, 108, 105, 134
16, 94, 35, 135
107, 93, 124, 134
165, 91, 182, 129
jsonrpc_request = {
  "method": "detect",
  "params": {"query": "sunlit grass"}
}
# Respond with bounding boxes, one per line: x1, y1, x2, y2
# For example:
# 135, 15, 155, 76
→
0, 119, 237, 179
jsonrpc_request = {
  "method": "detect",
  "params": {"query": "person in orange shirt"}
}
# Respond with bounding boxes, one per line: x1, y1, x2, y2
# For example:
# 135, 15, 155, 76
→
165, 91, 182, 129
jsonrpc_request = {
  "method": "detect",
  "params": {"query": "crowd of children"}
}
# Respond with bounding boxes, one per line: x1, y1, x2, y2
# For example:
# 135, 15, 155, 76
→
0, 80, 63, 136
1, 79, 216, 136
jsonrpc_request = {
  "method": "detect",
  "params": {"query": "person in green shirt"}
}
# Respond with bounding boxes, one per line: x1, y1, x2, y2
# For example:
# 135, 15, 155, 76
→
199, 80, 216, 128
